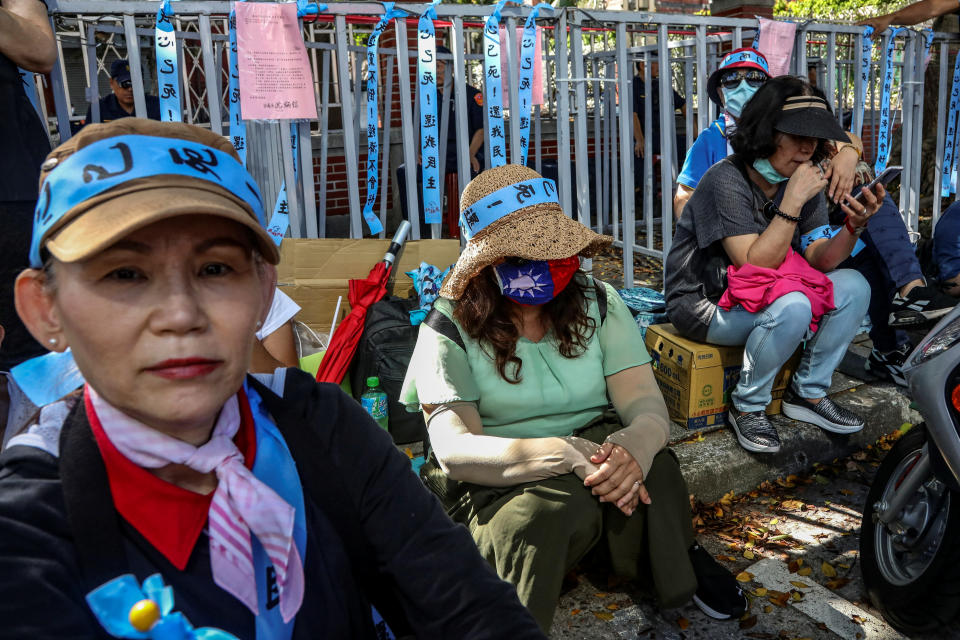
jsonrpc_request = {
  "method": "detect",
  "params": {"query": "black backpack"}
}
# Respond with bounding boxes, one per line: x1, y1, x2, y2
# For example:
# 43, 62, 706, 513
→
349, 296, 426, 444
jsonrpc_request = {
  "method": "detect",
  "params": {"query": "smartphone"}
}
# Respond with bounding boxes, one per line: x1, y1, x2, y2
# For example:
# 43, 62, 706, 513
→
855, 165, 902, 203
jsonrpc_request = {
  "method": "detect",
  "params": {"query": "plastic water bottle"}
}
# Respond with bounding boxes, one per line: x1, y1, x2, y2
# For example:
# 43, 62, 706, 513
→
361, 376, 389, 431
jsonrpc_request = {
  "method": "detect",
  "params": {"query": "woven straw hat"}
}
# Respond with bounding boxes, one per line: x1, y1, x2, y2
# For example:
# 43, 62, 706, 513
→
440, 164, 612, 299
34, 118, 279, 266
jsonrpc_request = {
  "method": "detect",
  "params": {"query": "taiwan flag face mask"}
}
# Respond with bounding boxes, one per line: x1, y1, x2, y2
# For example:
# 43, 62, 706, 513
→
493, 255, 581, 306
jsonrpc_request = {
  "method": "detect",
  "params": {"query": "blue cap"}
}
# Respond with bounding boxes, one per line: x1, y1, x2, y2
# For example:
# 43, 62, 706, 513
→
109, 59, 132, 83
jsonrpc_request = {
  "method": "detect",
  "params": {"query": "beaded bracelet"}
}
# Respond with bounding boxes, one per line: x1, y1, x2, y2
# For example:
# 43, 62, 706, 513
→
763, 201, 801, 224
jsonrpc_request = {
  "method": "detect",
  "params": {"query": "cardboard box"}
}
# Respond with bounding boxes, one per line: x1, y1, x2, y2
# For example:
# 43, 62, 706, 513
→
644, 323, 799, 430
277, 238, 461, 334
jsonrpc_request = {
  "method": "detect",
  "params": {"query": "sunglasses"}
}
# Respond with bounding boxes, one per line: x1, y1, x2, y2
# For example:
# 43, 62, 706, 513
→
719, 69, 767, 90
118, 80, 132, 90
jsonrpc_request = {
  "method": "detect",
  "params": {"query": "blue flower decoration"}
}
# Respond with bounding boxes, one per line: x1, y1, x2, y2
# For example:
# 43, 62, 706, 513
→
86, 574, 239, 640
406, 261, 452, 325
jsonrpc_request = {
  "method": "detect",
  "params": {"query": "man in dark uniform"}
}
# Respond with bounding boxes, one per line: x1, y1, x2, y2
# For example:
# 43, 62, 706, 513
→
84, 59, 161, 125
632, 57, 685, 213
436, 46, 484, 175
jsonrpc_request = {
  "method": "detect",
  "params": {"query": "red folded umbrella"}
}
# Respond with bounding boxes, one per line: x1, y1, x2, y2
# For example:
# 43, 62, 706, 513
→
315, 222, 411, 384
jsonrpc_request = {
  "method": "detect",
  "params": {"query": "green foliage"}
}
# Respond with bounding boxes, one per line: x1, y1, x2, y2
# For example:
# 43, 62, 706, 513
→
773, 0, 908, 22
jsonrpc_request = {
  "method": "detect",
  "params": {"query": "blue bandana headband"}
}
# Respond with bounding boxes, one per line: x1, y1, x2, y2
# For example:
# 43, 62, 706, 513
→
31, 135, 266, 267
719, 49, 769, 75
459, 177, 559, 240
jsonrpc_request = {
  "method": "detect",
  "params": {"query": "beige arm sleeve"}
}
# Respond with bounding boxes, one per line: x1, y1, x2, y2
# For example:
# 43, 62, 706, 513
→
604, 363, 672, 479
424, 402, 602, 486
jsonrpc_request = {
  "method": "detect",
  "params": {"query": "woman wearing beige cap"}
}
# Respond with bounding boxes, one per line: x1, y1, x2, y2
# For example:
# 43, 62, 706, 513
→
0, 119, 543, 638
401, 164, 746, 632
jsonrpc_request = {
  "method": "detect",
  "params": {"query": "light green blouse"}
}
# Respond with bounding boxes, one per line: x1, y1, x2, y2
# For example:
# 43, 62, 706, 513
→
400, 279, 652, 438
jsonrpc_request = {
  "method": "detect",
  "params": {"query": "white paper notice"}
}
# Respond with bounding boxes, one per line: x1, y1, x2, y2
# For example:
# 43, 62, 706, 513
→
236, 2, 317, 120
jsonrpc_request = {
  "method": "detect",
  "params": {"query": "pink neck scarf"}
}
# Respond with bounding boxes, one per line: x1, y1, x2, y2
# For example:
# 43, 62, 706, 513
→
87, 385, 304, 622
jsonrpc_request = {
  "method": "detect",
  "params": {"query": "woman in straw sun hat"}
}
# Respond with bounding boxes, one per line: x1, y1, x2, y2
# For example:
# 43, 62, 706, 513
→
0, 118, 543, 638
402, 164, 746, 632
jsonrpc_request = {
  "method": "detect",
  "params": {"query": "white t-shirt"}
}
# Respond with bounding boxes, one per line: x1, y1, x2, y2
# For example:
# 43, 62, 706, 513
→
256, 289, 301, 341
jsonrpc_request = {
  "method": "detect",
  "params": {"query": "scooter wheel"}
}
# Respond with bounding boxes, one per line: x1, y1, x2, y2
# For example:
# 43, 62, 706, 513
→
860, 424, 960, 632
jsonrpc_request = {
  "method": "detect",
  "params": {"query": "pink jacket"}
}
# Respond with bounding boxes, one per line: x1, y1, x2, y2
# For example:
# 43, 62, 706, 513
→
718, 248, 835, 331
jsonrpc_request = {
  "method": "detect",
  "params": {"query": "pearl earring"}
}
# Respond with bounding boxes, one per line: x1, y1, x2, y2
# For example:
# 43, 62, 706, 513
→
48, 337, 58, 347
256, 321, 263, 329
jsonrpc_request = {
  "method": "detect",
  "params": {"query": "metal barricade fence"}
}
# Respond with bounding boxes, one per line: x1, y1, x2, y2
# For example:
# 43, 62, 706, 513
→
34, 1, 960, 286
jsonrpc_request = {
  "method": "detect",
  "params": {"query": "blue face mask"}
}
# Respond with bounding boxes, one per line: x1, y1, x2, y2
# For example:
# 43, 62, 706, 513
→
721, 80, 758, 118
752, 157, 789, 184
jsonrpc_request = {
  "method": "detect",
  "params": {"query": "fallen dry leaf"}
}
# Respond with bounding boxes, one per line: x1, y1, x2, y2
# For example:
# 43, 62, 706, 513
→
570, 609, 580, 616
790, 581, 810, 589
593, 592, 608, 598
718, 554, 737, 562
677, 616, 689, 629
791, 591, 804, 601
826, 577, 852, 589
839, 489, 855, 496
593, 611, 613, 622
736, 571, 754, 582
606, 603, 619, 611
851, 614, 865, 624
788, 558, 803, 573
797, 566, 813, 576
821, 562, 838, 578
781, 500, 805, 510
739, 614, 758, 629
744, 550, 756, 560
754, 587, 768, 597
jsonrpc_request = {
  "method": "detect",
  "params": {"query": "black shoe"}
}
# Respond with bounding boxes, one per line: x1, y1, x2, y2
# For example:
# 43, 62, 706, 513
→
688, 544, 747, 620
781, 388, 864, 434
889, 285, 957, 328
728, 406, 780, 453
865, 343, 911, 387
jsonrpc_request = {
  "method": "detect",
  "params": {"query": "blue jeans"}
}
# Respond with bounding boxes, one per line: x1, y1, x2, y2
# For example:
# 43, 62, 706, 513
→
706, 269, 870, 412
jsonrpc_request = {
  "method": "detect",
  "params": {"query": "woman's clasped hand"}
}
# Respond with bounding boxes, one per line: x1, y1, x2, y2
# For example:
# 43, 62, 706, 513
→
585, 442, 651, 514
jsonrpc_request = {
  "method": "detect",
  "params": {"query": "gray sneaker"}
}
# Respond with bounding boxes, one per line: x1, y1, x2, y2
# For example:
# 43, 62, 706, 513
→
781, 388, 864, 434
728, 406, 781, 453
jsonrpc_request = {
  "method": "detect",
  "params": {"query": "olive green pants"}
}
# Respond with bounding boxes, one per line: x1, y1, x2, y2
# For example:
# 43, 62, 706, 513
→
434, 419, 697, 633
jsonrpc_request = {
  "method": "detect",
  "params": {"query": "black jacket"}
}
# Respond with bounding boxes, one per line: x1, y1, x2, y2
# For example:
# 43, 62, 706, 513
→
0, 369, 543, 639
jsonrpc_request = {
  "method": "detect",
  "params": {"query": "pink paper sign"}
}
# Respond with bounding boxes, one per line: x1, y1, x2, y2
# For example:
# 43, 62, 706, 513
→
499, 26, 544, 108
756, 17, 797, 78
236, 2, 317, 120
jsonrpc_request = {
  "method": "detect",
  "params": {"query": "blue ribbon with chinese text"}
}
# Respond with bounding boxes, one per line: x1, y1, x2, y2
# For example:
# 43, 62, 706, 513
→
155, 0, 182, 122
875, 27, 903, 174
228, 7, 247, 165
362, 3, 408, 235
517, 4, 551, 166
418, 0, 442, 224
857, 26, 872, 139
942, 48, 960, 197
266, 124, 301, 245
483, 0, 509, 168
